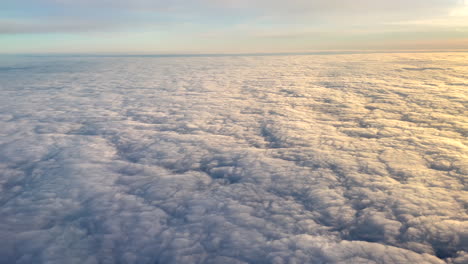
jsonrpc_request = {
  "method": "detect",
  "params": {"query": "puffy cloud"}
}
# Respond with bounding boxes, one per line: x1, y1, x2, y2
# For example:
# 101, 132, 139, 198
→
0, 52, 467, 263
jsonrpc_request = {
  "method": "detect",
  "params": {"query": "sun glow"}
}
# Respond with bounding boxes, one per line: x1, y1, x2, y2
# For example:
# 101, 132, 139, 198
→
451, 0, 468, 16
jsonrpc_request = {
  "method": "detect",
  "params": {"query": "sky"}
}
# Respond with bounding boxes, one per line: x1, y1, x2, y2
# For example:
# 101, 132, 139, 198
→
1, 0, 468, 54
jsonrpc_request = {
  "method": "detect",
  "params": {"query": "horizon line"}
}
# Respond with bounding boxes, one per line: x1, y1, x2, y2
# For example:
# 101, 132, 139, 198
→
2, 49, 468, 58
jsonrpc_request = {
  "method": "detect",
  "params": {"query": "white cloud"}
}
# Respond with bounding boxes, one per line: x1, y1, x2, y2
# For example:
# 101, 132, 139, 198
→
0, 53, 467, 263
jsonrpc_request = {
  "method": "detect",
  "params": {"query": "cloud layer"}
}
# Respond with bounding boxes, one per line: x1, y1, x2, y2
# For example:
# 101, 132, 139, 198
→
0, 53, 467, 263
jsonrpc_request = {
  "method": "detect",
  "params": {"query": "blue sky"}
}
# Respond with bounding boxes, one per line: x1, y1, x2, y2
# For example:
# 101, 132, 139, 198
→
1, 0, 468, 54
